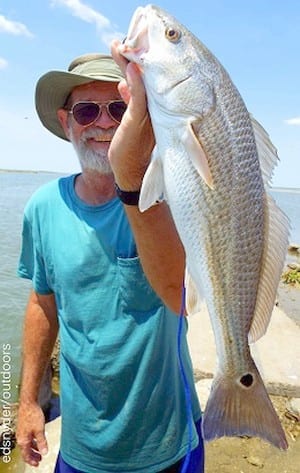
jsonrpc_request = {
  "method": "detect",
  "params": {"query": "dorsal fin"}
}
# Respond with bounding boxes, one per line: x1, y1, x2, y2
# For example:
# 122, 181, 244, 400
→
251, 115, 279, 188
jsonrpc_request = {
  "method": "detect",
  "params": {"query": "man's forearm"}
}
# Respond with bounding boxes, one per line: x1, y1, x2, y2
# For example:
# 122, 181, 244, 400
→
109, 47, 186, 313
124, 202, 185, 314
19, 290, 58, 404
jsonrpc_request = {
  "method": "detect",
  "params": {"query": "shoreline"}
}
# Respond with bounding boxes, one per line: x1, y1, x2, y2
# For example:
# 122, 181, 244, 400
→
0, 169, 65, 175
1, 169, 300, 193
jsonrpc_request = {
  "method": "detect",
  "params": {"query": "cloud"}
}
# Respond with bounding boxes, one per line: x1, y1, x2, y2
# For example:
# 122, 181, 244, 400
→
51, 0, 124, 46
0, 14, 34, 38
285, 117, 300, 126
0, 57, 8, 69
51, 0, 110, 28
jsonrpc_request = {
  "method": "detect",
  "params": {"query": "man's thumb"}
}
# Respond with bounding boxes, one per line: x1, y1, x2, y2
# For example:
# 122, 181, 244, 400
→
36, 431, 48, 456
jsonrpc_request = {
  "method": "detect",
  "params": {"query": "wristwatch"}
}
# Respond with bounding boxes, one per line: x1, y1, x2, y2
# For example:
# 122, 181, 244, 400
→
115, 183, 140, 206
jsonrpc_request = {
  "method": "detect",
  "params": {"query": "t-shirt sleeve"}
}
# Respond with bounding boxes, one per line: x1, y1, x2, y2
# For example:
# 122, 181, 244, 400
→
18, 208, 53, 295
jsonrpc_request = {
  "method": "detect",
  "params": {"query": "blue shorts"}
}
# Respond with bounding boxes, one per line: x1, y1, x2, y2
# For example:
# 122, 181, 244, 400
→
54, 418, 204, 473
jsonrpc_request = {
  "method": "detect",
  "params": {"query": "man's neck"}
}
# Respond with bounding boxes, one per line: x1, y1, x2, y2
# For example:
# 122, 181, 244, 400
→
74, 170, 116, 205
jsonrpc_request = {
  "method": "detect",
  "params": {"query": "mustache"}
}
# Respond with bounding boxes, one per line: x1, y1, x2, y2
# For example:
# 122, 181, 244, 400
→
81, 128, 115, 142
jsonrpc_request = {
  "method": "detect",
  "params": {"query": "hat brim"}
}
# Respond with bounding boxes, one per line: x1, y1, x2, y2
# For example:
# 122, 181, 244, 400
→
35, 70, 122, 142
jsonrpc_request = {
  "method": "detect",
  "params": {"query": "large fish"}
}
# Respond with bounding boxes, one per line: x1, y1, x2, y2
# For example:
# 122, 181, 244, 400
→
119, 5, 290, 449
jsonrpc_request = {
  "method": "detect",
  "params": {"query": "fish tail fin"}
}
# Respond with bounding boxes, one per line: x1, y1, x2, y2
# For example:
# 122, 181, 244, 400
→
202, 362, 288, 450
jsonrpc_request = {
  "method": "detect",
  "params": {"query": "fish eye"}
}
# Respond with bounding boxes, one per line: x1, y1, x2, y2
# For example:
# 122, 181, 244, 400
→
165, 27, 181, 43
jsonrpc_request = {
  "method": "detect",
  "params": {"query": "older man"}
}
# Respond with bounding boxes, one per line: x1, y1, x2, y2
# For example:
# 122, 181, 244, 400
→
16, 43, 204, 473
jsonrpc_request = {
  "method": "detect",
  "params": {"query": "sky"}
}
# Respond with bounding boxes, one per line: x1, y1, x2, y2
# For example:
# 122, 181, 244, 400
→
0, 0, 299, 188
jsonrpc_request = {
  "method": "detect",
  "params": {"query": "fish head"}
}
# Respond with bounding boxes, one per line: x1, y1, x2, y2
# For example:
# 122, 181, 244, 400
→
119, 4, 220, 119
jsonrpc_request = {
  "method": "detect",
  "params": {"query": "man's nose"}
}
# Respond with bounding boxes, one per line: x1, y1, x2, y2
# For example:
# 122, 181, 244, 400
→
93, 105, 117, 129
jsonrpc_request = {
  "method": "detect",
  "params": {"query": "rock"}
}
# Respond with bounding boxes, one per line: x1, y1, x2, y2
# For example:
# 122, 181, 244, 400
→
288, 243, 300, 253
287, 263, 300, 271
244, 455, 264, 468
285, 398, 300, 421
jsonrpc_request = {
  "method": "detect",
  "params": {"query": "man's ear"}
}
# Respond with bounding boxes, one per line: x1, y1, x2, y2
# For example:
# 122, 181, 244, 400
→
57, 108, 71, 140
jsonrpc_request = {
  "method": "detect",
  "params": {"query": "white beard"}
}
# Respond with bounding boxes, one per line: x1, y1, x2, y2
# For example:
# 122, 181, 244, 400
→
69, 128, 113, 175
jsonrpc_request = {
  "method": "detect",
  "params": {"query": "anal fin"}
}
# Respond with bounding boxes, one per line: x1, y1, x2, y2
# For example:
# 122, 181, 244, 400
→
249, 193, 290, 343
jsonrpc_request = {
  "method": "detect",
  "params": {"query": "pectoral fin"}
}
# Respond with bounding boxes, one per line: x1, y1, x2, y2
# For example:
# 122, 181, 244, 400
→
139, 146, 165, 212
182, 120, 214, 189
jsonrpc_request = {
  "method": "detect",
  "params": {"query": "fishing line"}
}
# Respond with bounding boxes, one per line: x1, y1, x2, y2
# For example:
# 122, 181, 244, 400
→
177, 284, 193, 473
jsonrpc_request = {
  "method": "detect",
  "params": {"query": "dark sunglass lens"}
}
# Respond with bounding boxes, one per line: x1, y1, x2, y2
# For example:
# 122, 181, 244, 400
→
108, 101, 127, 123
72, 102, 100, 126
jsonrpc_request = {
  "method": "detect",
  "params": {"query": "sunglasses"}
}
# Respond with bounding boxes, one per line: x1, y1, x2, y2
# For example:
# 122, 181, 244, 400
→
68, 100, 127, 126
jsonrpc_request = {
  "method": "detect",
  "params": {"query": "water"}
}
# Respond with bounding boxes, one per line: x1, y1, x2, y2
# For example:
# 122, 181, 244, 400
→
270, 188, 300, 245
0, 171, 300, 402
0, 171, 65, 402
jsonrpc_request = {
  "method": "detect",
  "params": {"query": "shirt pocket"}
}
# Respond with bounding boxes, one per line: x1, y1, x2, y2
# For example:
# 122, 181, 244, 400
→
117, 256, 162, 313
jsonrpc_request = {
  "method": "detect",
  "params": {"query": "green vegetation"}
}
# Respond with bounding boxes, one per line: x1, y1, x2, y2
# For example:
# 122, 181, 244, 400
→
282, 268, 300, 286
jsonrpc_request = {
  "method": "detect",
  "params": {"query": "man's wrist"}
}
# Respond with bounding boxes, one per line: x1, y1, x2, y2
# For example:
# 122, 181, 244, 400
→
115, 183, 141, 205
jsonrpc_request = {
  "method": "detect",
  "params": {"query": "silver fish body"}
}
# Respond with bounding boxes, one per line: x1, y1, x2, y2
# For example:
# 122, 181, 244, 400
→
120, 5, 289, 449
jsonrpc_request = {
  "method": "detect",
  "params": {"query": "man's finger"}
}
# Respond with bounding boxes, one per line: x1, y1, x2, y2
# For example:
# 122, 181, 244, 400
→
18, 438, 42, 466
111, 40, 129, 76
36, 430, 48, 456
124, 63, 148, 120
118, 79, 131, 105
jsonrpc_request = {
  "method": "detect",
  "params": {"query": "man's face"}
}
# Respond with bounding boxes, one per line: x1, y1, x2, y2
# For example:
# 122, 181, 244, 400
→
58, 81, 123, 173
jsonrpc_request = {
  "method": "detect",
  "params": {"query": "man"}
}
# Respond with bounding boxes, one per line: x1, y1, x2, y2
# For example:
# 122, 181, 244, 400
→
16, 42, 204, 472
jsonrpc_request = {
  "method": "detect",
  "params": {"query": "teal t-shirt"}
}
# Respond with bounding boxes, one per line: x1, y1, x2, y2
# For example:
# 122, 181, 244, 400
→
18, 174, 201, 473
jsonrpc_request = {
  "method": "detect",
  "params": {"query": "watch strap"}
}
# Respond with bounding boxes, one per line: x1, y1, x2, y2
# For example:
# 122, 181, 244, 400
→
115, 183, 140, 206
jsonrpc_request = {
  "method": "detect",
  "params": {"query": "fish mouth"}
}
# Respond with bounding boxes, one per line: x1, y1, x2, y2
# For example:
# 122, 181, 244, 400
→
119, 7, 149, 61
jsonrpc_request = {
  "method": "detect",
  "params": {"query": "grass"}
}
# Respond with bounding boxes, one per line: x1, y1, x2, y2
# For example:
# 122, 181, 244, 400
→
282, 268, 300, 285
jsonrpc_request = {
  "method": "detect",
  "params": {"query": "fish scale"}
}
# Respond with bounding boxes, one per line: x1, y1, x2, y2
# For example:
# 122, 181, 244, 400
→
120, 4, 289, 449
164, 124, 258, 364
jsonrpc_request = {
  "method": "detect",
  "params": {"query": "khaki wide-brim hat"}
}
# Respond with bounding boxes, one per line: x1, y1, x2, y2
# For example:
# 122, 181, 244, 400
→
35, 53, 124, 141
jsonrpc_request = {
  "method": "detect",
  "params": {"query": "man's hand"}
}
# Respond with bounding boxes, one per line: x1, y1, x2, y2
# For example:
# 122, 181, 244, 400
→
17, 401, 48, 467
109, 40, 155, 191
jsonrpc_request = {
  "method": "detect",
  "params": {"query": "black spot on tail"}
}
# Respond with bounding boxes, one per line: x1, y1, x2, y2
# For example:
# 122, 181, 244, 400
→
240, 373, 254, 387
